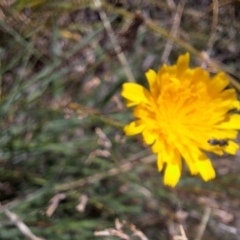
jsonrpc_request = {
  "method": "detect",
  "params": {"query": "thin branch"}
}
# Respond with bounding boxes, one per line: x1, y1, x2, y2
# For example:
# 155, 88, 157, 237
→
195, 207, 212, 240
5, 209, 45, 240
55, 153, 155, 192
93, 0, 135, 82
207, 0, 219, 55
161, 0, 185, 63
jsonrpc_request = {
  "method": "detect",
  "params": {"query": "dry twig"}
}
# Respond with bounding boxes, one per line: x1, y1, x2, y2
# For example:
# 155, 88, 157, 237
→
93, 0, 135, 82
200, 51, 240, 91
95, 127, 112, 149
195, 207, 212, 240
161, 0, 185, 63
5, 209, 45, 240
94, 218, 148, 240
76, 194, 88, 213
46, 193, 66, 217
207, 0, 219, 55
55, 153, 155, 192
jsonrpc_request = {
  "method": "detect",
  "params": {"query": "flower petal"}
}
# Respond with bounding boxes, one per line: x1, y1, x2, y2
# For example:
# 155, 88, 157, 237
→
145, 69, 159, 96
151, 138, 164, 153
196, 153, 216, 181
121, 83, 151, 107
174, 140, 199, 175
124, 120, 145, 136
216, 114, 240, 129
176, 52, 189, 78
163, 149, 181, 187
142, 129, 156, 144
212, 129, 238, 138
157, 153, 164, 171
210, 72, 229, 93
224, 141, 239, 155
133, 105, 155, 120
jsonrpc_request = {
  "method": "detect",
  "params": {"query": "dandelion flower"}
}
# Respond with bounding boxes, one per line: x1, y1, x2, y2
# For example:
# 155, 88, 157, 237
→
121, 53, 240, 187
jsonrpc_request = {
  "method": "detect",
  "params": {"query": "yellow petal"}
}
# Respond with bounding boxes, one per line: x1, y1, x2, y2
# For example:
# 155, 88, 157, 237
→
151, 138, 164, 153
216, 114, 240, 129
205, 131, 238, 155
224, 141, 239, 155
142, 129, 156, 144
176, 52, 189, 78
145, 69, 159, 96
157, 153, 164, 171
121, 83, 151, 106
233, 100, 240, 110
196, 153, 216, 181
124, 120, 145, 136
186, 161, 198, 175
125, 99, 137, 107
192, 67, 206, 83
174, 140, 199, 175
211, 129, 238, 139
210, 72, 229, 93
164, 163, 181, 187
133, 105, 154, 120
219, 89, 237, 102
163, 150, 181, 187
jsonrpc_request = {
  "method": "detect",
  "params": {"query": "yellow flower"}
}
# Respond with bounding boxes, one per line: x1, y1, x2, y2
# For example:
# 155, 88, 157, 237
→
121, 53, 240, 187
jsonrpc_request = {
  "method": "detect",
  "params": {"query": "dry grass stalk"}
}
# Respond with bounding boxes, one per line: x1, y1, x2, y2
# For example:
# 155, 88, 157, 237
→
130, 223, 148, 240
76, 194, 88, 213
94, 229, 130, 240
55, 154, 155, 192
94, 218, 148, 240
46, 193, 66, 217
195, 207, 212, 240
173, 224, 188, 240
5, 209, 45, 240
95, 127, 112, 149
93, 0, 135, 82
207, 0, 219, 55
161, 0, 185, 63
200, 51, 240, 91
117, 11, 144, 53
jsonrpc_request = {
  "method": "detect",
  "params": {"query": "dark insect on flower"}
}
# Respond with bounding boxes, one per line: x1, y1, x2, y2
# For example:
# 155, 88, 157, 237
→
208, 139, 228, 146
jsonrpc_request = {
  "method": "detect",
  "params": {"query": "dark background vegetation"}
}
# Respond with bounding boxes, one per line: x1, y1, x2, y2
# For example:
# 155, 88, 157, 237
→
1, 0, 240, 239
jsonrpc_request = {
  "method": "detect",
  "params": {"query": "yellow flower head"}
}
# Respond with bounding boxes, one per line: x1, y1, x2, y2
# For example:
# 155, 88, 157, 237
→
121, 53, 240, 187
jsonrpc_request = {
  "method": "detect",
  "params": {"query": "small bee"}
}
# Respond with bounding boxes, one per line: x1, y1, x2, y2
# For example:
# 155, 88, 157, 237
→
208, 139, 228, 147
